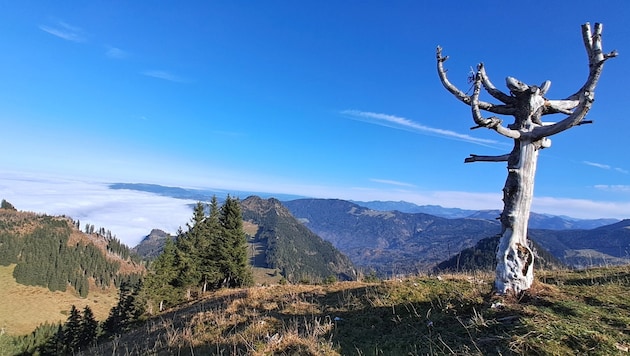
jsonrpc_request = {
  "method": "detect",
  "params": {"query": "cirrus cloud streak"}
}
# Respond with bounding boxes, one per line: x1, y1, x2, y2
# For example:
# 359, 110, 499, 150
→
341, 110, 498, 146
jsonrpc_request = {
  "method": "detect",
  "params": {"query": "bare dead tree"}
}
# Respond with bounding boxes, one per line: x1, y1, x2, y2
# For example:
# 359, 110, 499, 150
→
436, 23, 617, 294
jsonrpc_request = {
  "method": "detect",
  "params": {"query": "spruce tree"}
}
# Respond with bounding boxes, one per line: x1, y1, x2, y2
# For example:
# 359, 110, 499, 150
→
62, 305, 82, 353
142, 237, 180, 312
103, 280, 143, 335
198, 196, 222, 292
79, 305, 98, 348
37, 324, 64, 356
219, 196, 253, 287
174, 202, 205, 298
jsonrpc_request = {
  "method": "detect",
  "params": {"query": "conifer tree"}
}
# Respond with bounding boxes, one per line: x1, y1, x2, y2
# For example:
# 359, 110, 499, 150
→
62, 305, 82, 353
219, 196, 253, 287
174, 202, 205, 298
37, 324, 64, 356
143, 237, 180, 312
198, 196, 222, 292
79, 305, 98, 348
103, 280, 143, 335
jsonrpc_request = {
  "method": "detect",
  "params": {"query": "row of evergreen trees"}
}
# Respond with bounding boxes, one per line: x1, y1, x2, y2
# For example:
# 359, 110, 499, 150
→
0, 200, 147, 297
77, 220, 143, 265
142, 196, 253, 312
0, 216, 124, 297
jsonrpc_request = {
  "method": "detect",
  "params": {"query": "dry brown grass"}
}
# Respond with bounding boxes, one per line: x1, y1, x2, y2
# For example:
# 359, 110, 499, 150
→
78, 266, 630, 355
0, 264, 119, 335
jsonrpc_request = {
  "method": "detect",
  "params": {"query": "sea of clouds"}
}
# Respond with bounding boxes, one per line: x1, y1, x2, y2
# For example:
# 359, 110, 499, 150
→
0, 172, 195, 247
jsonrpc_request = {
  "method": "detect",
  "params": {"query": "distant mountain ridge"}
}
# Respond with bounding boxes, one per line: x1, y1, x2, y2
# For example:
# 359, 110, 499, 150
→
466, 210, 620, 230
110, 182, 620, 229
283, 198, 501, 275
351, 200, 477, 219
352, 202, 619, 230
109, 183, 305, 203
284, 199, 630, 273
528, 219, 630, 268
116, 183, 628, 274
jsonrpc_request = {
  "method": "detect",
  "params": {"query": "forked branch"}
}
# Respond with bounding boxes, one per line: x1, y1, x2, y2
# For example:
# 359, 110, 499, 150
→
470, 74, 521, 140
533, 22, 617, 139
436, 47, 515, 115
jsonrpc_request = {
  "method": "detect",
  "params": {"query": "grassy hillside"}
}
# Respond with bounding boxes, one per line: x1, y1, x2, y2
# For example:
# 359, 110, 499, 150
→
0, 264, 118, 335
72, 265, 630, 355
0, 208, 144, 337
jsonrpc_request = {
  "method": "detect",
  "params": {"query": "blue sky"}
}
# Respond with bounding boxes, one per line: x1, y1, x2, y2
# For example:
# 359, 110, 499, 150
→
1, 1, 630, 230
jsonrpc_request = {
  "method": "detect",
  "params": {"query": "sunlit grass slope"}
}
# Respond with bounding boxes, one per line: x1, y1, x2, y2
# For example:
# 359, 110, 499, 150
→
0, 264, 118, 336
83, 265, 630, 355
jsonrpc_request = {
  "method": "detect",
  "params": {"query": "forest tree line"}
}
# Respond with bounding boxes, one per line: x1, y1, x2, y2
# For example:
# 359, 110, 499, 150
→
0, 210, 140, 297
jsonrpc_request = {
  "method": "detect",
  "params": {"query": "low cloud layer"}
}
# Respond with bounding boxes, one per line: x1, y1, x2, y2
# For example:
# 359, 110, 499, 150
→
0, 173, 195, 247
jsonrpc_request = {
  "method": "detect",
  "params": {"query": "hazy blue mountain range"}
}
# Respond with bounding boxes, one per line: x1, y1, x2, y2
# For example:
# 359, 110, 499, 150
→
111, 183, 619, 230
466, 210, 619, 230
118, 183, 628, 274
528, 219, 630, 268
283, 198, 502, 275
132, 193, 630, 276
351, 201, 477, 219
283, 198, 630, 273
352, 202, 619, 230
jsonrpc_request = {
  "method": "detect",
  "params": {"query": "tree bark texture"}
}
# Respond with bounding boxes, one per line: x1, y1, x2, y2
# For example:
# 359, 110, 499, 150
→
436, 23, 616, 294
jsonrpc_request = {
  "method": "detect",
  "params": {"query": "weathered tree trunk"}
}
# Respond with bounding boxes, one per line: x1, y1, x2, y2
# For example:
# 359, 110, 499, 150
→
436, 23, 616, 294
496, 140, 538, 293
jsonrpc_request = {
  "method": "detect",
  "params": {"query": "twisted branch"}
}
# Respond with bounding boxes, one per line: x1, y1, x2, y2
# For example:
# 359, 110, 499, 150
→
471, 73, 521, 140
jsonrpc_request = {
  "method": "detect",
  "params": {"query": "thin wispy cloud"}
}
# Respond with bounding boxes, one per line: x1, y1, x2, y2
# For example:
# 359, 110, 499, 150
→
39, 21, 86, 42
594, 185, 630, 193
105, 46, 127, 59
341, 110, 498, 146
142, 70, 187, 83
583, 161, 628, 174
584, 161, 611, 170
370, 178, 416, 188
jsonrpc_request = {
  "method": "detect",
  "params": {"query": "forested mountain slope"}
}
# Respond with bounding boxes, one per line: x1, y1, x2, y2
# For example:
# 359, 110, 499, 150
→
240, 196, 356, 282
0, 209, 143, 295
0, 203, 144, 335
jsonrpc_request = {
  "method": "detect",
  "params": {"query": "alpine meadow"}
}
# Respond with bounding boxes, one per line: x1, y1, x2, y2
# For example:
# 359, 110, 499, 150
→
1, 2, 630, 355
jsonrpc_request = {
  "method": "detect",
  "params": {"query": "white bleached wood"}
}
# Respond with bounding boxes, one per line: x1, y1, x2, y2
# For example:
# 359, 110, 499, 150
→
436, 23, 615, 294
